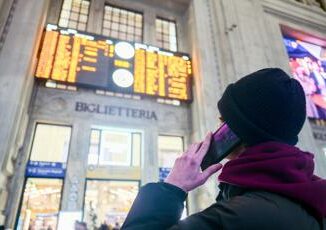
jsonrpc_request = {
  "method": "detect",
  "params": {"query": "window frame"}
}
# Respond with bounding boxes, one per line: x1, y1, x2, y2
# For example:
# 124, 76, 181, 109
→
155, 17, 178, 51
158, 134, 184, 168
87, 126, 143, 167
101, 4, 144, 42
28, 122, 73, 164
58, 0, 91, 31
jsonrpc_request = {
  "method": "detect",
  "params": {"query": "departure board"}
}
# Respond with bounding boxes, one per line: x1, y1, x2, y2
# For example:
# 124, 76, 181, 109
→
35, 24, 192, 101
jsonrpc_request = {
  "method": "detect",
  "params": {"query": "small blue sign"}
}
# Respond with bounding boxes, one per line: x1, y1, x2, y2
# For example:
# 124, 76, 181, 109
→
159, 167, 171, 182
26, 161, 66, 178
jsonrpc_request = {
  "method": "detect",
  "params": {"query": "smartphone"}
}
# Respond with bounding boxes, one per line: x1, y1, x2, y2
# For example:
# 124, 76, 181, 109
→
201, 122, 241, 170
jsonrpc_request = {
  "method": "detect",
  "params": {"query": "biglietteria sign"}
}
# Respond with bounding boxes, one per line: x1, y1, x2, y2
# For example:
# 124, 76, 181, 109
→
75, 102, 158, 120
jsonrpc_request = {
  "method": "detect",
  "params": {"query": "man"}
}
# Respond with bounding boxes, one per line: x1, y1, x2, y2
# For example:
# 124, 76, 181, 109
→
122, 68, 326, 230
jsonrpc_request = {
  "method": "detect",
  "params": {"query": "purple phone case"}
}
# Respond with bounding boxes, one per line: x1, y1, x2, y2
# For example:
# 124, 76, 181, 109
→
200, 123, 241, 170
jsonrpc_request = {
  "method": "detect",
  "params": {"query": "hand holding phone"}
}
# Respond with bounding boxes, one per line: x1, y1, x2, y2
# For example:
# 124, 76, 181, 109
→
201, 123, 241, 171
165, 133, 223, 192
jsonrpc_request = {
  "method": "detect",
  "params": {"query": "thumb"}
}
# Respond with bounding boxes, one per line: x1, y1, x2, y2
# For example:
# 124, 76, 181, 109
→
200, 163, 223, 183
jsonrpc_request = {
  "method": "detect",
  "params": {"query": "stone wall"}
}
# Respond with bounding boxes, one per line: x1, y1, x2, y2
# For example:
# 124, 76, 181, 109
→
0, 0, 50, 226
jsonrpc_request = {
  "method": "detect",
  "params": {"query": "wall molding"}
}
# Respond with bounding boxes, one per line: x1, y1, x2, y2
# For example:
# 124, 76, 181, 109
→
262, 0, 326, 32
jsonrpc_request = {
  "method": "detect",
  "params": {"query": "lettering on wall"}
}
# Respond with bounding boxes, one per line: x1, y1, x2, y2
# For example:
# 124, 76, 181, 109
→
313, 132, 326, 141
310, 122, 326, 142
75, 102, 158, 121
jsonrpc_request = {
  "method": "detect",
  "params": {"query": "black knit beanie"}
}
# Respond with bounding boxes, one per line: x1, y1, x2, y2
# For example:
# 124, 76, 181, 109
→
218, 68, 306, 146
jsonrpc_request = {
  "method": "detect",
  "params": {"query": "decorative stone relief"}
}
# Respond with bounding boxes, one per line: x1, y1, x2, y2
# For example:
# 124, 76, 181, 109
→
67, 175, 80, 211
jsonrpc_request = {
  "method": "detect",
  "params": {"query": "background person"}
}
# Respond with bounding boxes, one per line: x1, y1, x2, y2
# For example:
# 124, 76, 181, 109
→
74, 221, 87, 230
121, 68, 326, 230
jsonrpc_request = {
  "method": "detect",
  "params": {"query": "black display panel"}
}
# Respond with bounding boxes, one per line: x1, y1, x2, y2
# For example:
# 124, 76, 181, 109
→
35, 24, 192, 101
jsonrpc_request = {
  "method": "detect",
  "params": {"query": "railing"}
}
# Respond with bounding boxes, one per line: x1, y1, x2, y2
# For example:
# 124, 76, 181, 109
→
294, 0, 326, 11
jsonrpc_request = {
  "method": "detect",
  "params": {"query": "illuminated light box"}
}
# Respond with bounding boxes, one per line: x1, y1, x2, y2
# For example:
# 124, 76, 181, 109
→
35, 24, 193, 101
283, 37, 326, 119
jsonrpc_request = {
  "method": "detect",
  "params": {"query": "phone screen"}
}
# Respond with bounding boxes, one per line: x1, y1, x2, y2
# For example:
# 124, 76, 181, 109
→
201, 122, 241, 170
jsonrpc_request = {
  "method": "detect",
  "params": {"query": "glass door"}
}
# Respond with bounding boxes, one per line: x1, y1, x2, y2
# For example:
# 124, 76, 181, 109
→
17, 178, 63, 230
83, 180, 139, 229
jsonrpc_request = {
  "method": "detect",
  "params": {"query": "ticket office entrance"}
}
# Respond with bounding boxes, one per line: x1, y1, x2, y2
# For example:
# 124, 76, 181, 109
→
15, 110, 188, 229
16, 124, 71, 230
83, 126, 187, 228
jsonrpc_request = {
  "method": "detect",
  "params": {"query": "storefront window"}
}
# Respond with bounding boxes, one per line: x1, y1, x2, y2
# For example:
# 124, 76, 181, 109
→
16, 178, 63, 230
83, 180, 139, 229
88, 128, 141, 166
30, 124, 71, 163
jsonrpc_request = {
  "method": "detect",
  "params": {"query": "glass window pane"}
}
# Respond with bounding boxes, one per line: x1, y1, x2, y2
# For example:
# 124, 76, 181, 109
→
135, 14, 142, 22
59, 18, 69, 27
155, 18, 177, 51
119, 33, 127, 40
80, 8, 88, 14
111, 30, 118, 38
62, 0, 72, 9
99, 130, 131, 166
112, 15, 119, 22
77, 23, 86, 30
17, 178, 63, 230
84, 180, 139, 228
58, 0, 89, 30
30, 124, 71, 163
158, 136, 183, 168
89, 144, 99, 155
128, 15, 134, 24
82, 0, 89, 6
111, 22, 119, 30
90, 129, 100, 144
79, 14, 87, 22
70, 12, 79, 20
127, 34, 134, 41
170, 43, 177, 52
103, 20, 110, 28
69, 20, 77, 28
72, 6, 80, 13
60, 10, 70, 20
132, 133, 141, 166
102, 5, 143, 42
120, 24, 126, 31
88, 128, 141, 167
135, 28, 142, 36
102, 29, 110, 36
127, 26, 134, 33
88, 147, 99, 165
135, 21, 142, 28
135, 35, 142, 42
120, 17, 127, 24
170, 23, 176, 35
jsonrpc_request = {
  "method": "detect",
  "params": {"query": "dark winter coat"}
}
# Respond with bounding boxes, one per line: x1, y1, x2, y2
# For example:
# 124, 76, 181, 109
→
122, 182, 324, 230
122, 142, 326, 229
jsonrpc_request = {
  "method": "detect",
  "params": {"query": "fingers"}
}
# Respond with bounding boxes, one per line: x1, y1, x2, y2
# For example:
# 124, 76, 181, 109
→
185, 142, 202, 156
200, 163, 223, 183
197, 132, 212, 162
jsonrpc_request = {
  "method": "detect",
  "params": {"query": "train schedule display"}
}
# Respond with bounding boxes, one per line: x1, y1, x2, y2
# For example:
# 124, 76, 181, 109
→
35, 24, 192, 101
